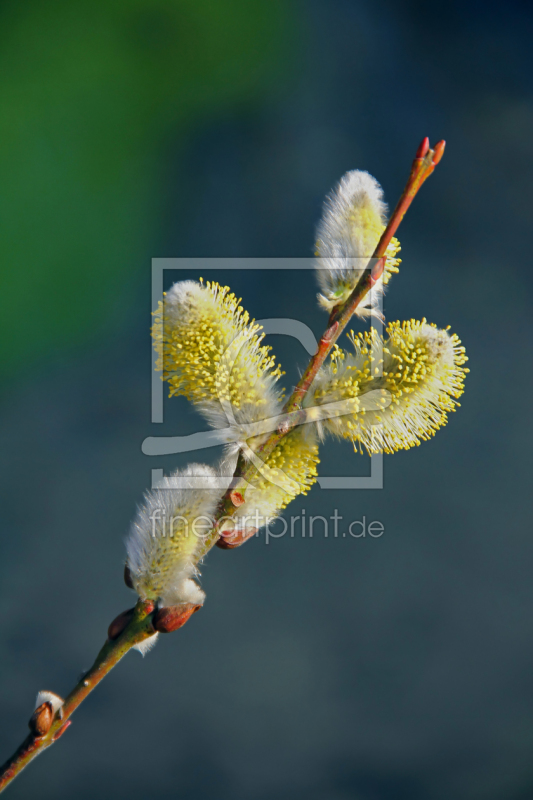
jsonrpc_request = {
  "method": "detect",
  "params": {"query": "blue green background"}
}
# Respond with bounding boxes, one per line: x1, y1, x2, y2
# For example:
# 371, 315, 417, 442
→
1, 1, 532, 798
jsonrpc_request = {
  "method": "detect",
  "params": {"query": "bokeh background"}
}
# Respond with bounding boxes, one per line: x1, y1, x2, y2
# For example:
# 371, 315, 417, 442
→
1, 1, 532, 798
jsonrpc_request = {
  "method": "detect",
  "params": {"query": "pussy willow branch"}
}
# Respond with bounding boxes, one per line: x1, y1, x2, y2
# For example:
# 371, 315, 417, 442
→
0, 137, 444, 794
200, 136, 445, 554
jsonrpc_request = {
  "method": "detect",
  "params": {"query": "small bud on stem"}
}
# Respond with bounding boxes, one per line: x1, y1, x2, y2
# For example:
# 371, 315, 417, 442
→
216, 527, 258, 550
153, 604, 201, 633
322, 321, 339, 342
229, 490, 245, 507
52, 721, 72, 742
29, 704, 53, 738
370, 257, 385, 285
277, 418, 291, 435
108, 608, 136, 641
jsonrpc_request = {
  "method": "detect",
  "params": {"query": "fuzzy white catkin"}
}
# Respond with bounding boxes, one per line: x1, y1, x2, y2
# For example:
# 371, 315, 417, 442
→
126, 464, 222, 608
315, 170, 400, 317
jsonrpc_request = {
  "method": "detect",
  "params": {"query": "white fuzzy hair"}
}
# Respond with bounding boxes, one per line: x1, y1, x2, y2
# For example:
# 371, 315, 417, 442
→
126, 464, 222, 608
133, 633, 160, 657
163, 279, 204, 324
35, 690, 64, 715
315, 170, 389, 317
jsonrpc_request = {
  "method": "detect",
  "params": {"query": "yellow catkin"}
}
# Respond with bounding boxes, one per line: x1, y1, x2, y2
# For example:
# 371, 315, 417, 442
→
254, 428, 319, 507
313, 319, 469, 454
152, 280, 283, 412
381, 234, 401, 285
232, 426, 321, 529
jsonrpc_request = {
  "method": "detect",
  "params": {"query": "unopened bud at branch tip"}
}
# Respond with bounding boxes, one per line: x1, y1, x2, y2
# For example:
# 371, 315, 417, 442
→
415, 136, 430, 158
432, 140, 446, 164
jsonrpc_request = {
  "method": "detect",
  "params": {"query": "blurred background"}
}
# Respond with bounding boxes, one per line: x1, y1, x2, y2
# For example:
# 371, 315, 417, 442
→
1, 1, 532, 798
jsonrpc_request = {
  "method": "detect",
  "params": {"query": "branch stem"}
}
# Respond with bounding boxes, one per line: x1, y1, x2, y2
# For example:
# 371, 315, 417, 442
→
0, 601, 155, 793
0, 138, 444, 794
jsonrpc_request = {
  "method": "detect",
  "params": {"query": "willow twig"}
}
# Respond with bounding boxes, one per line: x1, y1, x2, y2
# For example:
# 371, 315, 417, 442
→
0, 601, 155, 793
0, 137, 444, 794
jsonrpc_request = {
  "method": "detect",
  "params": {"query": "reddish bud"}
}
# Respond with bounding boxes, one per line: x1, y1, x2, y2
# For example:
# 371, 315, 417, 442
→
327, 308, 339, 327
52, 720, 72, 742
229, 490, 245, 507
153, 603, 201, 633
432, 140, 446, 164
370, 257, 385, 285
322, 321, 339, 342
108, 607, 135, 640
29, 703, 53, 737
277, 417, 291, 435
216, 527, 257, 550
124, 563, 134, 589
415, 136, 430, 158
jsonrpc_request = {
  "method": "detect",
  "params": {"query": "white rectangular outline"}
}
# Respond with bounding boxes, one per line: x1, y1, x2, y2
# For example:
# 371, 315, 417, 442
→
150, 258, 384, 489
